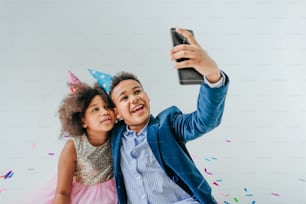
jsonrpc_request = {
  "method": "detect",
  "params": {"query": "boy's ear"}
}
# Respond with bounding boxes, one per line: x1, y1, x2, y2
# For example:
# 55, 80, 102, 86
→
145, 91, 150, 102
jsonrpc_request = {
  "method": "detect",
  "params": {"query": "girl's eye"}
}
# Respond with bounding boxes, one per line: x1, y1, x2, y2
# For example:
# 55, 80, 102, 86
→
104, 105, 112, 110
92, 107, 99, 112
135, 90, 141, 95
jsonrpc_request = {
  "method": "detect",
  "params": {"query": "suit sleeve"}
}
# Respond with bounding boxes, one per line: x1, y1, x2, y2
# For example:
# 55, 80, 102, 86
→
171, 72, 229, 142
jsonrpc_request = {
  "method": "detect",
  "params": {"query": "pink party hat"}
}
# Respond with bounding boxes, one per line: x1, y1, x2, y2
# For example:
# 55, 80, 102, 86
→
68, 70, 81, 94
88, 69, 112, 93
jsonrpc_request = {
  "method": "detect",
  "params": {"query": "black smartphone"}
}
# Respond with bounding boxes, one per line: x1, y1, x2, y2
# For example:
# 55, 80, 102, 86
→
170, 28, 203, 85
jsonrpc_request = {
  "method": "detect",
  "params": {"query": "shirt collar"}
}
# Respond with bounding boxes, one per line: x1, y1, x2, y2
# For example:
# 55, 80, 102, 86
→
124, 122, 148, 138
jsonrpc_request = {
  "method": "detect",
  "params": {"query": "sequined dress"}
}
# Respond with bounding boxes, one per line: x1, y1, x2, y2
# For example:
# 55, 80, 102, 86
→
22, 135, 117, 204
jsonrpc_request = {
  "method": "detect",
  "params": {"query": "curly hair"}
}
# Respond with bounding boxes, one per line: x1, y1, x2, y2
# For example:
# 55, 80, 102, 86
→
109, 71, 142, 97
58, 82, 114, 137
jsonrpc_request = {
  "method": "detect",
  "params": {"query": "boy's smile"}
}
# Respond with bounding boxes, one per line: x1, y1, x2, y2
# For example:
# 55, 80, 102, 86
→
111, 79, 150, 133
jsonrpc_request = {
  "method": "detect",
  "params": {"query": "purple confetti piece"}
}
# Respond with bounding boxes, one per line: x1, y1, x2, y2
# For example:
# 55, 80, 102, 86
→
4, 170, 12, 179
272, 192, 280, 196
204, 168, 213, 175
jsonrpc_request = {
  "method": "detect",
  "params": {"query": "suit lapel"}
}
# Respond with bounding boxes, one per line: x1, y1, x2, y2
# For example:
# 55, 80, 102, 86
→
146, 118, 165, 170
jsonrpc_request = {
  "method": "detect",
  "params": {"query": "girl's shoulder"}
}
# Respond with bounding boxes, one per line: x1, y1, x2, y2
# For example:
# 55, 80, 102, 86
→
58, 138, 77, 163
69, 134, 86, 146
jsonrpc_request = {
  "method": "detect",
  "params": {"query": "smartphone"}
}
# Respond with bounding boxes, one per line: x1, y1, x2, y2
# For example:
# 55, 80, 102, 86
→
170, 28, 203, 85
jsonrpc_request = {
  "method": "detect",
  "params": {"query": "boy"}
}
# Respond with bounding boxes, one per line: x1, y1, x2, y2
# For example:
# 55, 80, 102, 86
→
110, 28, 229, 204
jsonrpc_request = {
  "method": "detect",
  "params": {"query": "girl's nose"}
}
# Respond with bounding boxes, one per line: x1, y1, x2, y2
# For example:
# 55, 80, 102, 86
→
100, 109, 109, 116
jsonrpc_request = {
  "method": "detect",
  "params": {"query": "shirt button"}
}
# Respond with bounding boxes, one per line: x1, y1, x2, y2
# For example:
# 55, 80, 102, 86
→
141, 195, 146, 199
172, 175, 178, 182
137, 175, 141, 180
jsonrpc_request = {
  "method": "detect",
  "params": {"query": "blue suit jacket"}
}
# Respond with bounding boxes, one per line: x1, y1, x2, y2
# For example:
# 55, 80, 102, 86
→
111, 76, 229, 204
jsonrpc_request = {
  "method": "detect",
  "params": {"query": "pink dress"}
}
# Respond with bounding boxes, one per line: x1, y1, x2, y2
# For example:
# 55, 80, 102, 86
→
21, 135, 118, 204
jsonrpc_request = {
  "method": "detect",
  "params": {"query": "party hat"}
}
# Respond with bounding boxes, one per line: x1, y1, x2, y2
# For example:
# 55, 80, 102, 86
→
88, 69, 112, 93
68, 70, 81, 94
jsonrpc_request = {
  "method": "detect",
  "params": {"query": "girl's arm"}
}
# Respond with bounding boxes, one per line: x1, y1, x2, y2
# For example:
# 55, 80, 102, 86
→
53, 140, 76, 204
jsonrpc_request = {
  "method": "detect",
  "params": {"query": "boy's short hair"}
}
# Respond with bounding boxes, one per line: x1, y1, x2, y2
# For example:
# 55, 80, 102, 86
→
109, 71, 142, 96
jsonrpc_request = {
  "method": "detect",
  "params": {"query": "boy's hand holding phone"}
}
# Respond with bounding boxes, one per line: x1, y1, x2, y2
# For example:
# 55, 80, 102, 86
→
170, 28, 221, 84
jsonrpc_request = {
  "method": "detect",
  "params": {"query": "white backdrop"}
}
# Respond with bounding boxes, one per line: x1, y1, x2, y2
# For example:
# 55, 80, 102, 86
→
1, 0, 306, 203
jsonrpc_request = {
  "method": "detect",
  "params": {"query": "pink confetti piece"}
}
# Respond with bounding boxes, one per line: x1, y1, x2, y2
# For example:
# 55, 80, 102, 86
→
213, 181, 219, 186
48, 152, 55, 156
225, 139, 231, 143
204, 168, 213, 175
220, 192, 230, 198
0, 188, 7, 192
272, 192, 280, 196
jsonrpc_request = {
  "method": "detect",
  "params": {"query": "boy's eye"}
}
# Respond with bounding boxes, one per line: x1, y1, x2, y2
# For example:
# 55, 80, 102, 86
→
135, 89, 142, 95
120, 96, 128, 101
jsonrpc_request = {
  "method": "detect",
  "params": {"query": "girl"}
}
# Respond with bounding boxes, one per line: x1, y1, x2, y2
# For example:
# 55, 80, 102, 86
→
23, 82, 118, 204
54, 81, 117, 204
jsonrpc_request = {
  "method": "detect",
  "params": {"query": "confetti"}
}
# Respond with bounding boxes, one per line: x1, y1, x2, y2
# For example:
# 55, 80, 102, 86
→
251, 201, 256, 204
220, 192, 229, 198
204, 168, 213, 175
4, 170, 13, 179
204, 157, 217, 162
225, 140, 231, 142
205, 157, 211, 162
272, 193, 280, 196
234, 197, 238, 202
213, 181, 219, 186
1, 170, 14, 179
298, 178, 306, 182
48, 152, 55, 156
